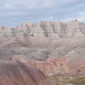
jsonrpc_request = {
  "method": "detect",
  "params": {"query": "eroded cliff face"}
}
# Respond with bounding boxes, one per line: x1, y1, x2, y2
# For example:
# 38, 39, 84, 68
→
17, 20, 85, 38
0, 20, 85, 48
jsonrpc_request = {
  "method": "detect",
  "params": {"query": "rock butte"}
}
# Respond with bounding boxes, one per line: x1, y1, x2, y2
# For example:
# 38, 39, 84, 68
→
0, 19, 85, 48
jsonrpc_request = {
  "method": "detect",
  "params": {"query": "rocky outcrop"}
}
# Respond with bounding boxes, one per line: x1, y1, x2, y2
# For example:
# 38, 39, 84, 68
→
16, 20, 85, 38
0, 20, 85, 47
12, 57, 69, 75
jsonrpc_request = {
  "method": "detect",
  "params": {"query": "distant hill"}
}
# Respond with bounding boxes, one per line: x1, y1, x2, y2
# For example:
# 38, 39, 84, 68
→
0, 19, 85, 47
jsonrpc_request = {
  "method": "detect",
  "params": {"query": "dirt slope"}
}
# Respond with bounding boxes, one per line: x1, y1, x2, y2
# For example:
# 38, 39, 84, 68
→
0, 60, 55, 85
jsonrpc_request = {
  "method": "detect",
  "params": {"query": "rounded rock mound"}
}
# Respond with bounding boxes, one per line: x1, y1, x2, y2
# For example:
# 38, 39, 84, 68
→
0, 60, 55, 85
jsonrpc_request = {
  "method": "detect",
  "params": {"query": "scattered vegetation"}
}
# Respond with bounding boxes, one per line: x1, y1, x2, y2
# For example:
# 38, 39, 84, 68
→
70, 76, 85, 85
49, 74, 85, 85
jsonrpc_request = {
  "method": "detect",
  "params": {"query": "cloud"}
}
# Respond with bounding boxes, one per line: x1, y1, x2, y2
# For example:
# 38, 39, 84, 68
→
0, 0, 85, 27
4, 3, 12, 9
77, 12, 85, 22
60, 11, 85, 22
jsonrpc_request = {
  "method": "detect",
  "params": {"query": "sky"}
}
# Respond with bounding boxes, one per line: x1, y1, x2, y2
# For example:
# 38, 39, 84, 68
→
0, 0, 85, 28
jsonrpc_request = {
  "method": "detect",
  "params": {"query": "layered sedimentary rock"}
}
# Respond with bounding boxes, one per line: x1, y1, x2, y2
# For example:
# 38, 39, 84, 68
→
0, 60, 55, 85
0, 19, 85, 47
11, 46, 85, 76
0, 20, 85, 76
12, 57, 69, 75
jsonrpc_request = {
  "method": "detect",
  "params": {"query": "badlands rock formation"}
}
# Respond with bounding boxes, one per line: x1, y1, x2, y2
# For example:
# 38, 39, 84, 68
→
0, 19, 85, 48
12, 57, 69, 75
0, 19, 85, 76
0, 60, 55, 85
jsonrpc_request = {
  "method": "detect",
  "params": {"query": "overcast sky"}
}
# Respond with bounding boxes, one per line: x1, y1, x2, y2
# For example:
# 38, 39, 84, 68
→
0, 0, 85, 27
